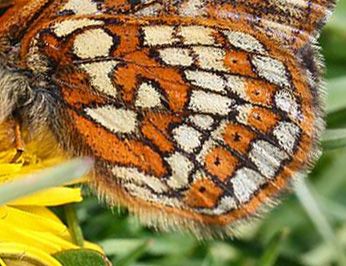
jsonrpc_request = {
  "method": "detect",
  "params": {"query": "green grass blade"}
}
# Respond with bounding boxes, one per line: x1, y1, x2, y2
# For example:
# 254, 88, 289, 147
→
0, 158, 93, 206
258, 229, 289, 266
295, 178, 346, 266
322, 128, 346, 150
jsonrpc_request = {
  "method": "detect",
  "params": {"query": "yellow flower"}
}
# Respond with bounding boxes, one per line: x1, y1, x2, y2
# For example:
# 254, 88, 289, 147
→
0, 128, 103, 266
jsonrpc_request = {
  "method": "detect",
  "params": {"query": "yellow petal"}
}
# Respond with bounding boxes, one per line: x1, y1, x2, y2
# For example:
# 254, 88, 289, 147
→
0, 206, 70, 238
84, 241, 105, 254
8, 187, 83, 206
13, 206, 61, 223
0, 243, 62, 266
0, 206, 7, 219
0, 220, 78, 254
0, 163, 23, 183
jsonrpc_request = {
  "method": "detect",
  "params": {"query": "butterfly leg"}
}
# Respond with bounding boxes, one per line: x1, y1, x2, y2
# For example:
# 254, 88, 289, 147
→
10, 119, 24, 163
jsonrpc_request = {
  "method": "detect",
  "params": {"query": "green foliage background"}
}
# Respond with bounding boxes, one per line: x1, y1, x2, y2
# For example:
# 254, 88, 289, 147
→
75, 2, 346, 265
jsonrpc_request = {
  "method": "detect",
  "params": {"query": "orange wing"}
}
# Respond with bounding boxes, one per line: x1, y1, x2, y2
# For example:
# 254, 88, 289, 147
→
0, 0, 335, 237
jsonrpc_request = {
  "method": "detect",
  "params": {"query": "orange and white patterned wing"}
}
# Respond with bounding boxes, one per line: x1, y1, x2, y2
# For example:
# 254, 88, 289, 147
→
0, 0, 335, 237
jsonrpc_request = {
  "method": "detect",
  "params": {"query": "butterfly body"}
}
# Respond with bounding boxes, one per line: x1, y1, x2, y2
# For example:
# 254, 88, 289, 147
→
0, 0, 335, 237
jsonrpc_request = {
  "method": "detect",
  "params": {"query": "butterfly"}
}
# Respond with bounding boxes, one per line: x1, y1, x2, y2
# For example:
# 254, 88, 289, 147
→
0, 0, 335, 237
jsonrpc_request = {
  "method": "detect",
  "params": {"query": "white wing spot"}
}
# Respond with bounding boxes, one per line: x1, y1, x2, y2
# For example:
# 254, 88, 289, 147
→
224, 31, 266, 53
85, 106, 138, 134
73, 28, 113, 59
135, 3, 161, 16
189, 114, 214, 130
273, 122, 300, 154
185, 70, 226, 93
124, 183, 158, 202
124, 183, 183, 208
252, 55, 290, 87
143, 25, 177, 46
275, 90, 300, 120
225, 75, 247, 99
135, 82, 162, 108
173, 125, 202, 153
268, 0, 309, 15
189, 90, 236, 116
112, 166, 168, 193
159, 48, 194, 66
179, 26, 216, 45
249, 140, 289, 178
80, 61, 118, 97
231, 168, 266, 203
53, 19, 103, 37
60, 0, 98, 15
193, 47, 228, 71
165, 152, 194, 189
179, 0, 205, 17
236, 104, 253, 125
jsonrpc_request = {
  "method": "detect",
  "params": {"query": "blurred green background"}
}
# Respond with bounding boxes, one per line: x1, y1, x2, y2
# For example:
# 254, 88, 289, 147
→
73, 2, 346, 266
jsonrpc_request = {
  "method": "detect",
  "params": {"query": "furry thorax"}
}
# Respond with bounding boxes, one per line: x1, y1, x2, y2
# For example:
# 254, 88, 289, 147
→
0, 58, 59, 139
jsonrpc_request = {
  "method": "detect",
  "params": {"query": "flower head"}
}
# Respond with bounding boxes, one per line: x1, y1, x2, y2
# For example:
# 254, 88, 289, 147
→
0, 127, 105, 265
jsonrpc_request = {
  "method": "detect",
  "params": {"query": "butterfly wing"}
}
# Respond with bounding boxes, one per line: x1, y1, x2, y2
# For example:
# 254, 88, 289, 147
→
1, 0, 335, 237
1, 0, 334, 48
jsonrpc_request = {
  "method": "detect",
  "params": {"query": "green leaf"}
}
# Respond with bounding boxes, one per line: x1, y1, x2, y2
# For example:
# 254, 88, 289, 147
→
54, 249, 111, 266
258, 229, 289, 266
147, 235, 196, 256
315, 149, 346, 196
208, 241, 240, 265
322, 128, 346, 149
325, 0, 346, 33
100, 239, 145, 257
0, 158, 93, 206
319, 197, 346, 221
295, 178, 346, 266
327, 76, 346, 115
116, 239, 152, 266
301, 225, 346, 266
